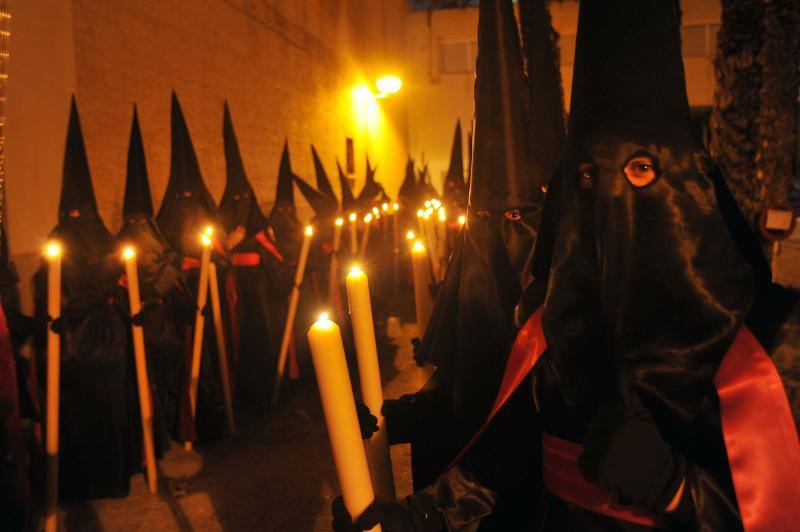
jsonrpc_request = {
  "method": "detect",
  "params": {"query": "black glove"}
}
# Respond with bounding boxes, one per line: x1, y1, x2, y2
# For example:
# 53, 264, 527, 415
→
355, 400, 379, 439
382, 395, 419, 445
332, 494, 445, 532
578, 402, 685, 513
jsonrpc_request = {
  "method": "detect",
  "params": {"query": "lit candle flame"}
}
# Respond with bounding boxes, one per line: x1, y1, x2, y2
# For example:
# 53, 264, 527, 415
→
204, 226, 214, 236
392, 203, 399, 211
335, 217, 344, 227
122, 246, 136, 260
381, 203, 389, 212
412, 240, 426, 253
431, 199, 441, 209
406, 230, 416, 240
424, 200, 431, 209
364, 213, 373, 223
200, 233, 212, 247
45, 241, 61, 258
458, 214, 466, 226
349, 265, 364, 276
372, 207, 380, 216
416, 209, 424, 218
438, 207, 446, 221
305, 225, 314, 236
318, 312, 330, 322
348, 212, 357, 222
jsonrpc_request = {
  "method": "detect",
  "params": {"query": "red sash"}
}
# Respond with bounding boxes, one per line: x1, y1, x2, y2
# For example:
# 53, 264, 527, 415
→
451, 308, 800, 530
542, 433, 663, 527
254, 231, 284, 262
232, 253, 261, 266
182, 257, 200, 270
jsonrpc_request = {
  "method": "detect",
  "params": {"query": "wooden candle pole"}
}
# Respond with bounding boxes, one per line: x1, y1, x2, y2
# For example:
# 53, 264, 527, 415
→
346, 267, 395, 498
272, 224, 314, 406
348, 212, 358, 257
359, 213, 372, 260
44, 242, 62, 532
411, 240, 434, 336
328, 217, 344, 306
307, 314, 380, 531
122, 247, 158, 493
186, 231, 213, 451
208, 261, 235, 435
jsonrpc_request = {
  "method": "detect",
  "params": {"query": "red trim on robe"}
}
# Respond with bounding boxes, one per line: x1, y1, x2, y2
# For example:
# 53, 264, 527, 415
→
254, 231, 284, 262
450, 308, 800, 530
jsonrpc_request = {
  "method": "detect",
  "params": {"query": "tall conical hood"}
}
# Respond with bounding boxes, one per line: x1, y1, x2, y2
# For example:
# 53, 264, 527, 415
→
122, 105, 154, 218
270, 141, 295, 212
337, 160, 357, 212
567, 0, 689, 141
520, 0, 565, 179
416, 0, 557, 439
469, 0, 543, 212
398, 157, 418, 205
59, 96, 100, 220
357, 154, 387, 207
219, 102, 267, 235
267, 142, 302, 261
417, 164, 438, 200
156, 92, 219, 253
293, 173, 337, 217
442, 120, 467, 209
540, 0, 756, 416
311, 146, 337, 203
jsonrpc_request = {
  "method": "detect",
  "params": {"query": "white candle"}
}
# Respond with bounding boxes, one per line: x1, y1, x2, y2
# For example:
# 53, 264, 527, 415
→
411, 240, 433, 336
272, 224, 314, 405
45, 241, 62, 532
329, 217, 344, 307
122, 247, 158, 492
346, 267, 395, 498
208, 261, 235, 435
308, 314, 380, 531
348, 212, 358, 256
359, 213, 373, 260
186, 231, 213, 451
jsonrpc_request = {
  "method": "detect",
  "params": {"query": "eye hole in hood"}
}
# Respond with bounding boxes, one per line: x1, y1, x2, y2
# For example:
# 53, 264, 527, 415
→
624, 152, 659, 188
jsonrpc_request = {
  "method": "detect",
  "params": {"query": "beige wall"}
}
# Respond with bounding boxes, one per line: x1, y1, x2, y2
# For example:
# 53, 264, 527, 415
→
405, 0, 723, 191
6, 0, 409, 310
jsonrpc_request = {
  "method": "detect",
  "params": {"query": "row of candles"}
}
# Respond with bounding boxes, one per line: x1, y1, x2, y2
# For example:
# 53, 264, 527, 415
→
41, 197, 459, 530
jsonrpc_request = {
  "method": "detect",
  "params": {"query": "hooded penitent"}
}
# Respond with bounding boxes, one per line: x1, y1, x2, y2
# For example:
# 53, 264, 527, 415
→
311, 145, 339, 207
156, 92, 220, 255
116, 106, 187, 446
357, 156, 388, 209
398, 157, 419, 207
34, 97, 133, 499
219, 102, 268, 238
156, 92, 227, 442
529, 0, 799, 529
403, 0, 561, 497
219, 103, 287, 409
416, 163, 439, 202
268, 141, 303, 263
337, 159, 358, 214
441, 120, 467, 212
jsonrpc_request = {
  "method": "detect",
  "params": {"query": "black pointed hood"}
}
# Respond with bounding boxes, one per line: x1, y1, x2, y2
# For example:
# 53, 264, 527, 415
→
417, 163, 438, 200
269, 141, 295, 213
219, 102, 268, 236
398, 157, 418, 206
567, 0, 689, 142
155, 92, 219, 254
122, 105, 154, 218
357, 154, 388, 207
442, 120, 467, 210
293, 173, 338, 218
60, 96, 101, 220
337, 160, 357, 212
311, 146, 338, 204
417, 0, 561, 435
520, 0, 566, 180
49, 96, 116, 299
267, 142, 303, 261
540, 0, 757, 418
